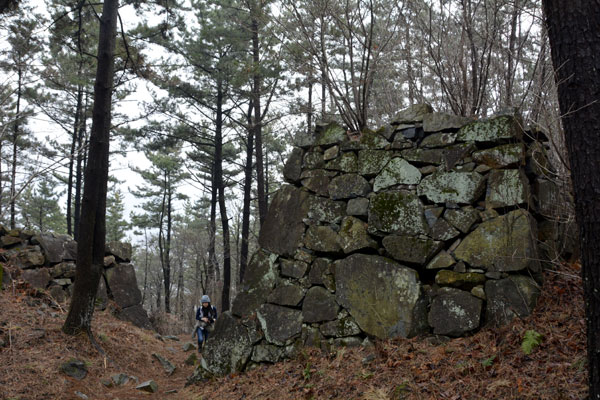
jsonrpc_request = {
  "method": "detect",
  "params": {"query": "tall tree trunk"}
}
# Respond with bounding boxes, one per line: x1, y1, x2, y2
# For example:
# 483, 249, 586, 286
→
10, 67, 22, 230
63, 0, 118, 335
216, 81, 231, 311
542, 1, 600, 397
164, 178, 172, 313
208, 160, 218, 292
239, 102, 254, 283
74, 93, 88, 241
251, 10, 267, 226
67, 84, 84, 236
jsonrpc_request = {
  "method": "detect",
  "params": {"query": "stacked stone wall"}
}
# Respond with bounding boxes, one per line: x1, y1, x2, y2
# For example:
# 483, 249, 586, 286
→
192, 104, 561, 379
0, 228, 151, 329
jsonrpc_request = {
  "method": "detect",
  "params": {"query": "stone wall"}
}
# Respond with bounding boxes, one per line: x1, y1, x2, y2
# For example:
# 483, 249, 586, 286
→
191, 104, 559, 379
0, 228, 151, 329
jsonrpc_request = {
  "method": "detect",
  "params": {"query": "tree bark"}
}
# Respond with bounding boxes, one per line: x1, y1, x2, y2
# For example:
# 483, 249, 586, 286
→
251, 10, 267, 226
542, 1, 600, 398
239, 102, 254, 283
10, 67, 21, 230
63, 0, 118, 335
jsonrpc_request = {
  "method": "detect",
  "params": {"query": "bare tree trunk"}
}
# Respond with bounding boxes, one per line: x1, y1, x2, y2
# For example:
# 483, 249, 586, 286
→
542, 1, 600, 397
10, 67, 21, 230
63, 0, 118, 335
239, 102, 254, 283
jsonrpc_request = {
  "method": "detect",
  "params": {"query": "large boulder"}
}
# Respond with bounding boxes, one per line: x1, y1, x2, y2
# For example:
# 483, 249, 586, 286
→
22, 268, 50, 289
428, 288, 482, 336
454, 209, 540, 272
417, 171, 486, 204
232, 250, 278, 317
283, 148, 304, 183
13, 247, 45, 269
373, 158, 422, 191
472, 143, 525, 169
338, 216, 378, 254
267, 281, 305, 306
329, 174, 371, 200
258, 185, 311, 257
485, 275, 541, 325
116, 304, 152, 329
32, 234, 71, 264
307, 197, 345, 224
382, 235, 443, 265
456, 115, 522, 142
423, 112, 471, 132
315, 122, 347, 146
358, 150, 392, 176
301, 170, 331, 197
486, 169, 530, 208
368, 191, 428, 235
391, 103, 433, 125
257, 304, 303, 346
302, 286, 338, 323
304, 225, 342, 253
106, 242, 132, 262
105, 264, 142, 309
193, 312, 260, 378
335, 254, 424, 339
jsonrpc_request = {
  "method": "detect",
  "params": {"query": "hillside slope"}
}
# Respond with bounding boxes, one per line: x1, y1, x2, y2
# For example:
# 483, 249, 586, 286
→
0, 261, 587, 400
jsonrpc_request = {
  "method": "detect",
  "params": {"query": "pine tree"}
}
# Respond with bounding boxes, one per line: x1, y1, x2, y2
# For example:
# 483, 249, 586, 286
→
105, 183, 129, 242
19, 178, 67, 234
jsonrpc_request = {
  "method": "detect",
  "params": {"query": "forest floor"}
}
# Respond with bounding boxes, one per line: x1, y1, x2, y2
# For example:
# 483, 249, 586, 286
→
0, 261, 588, 400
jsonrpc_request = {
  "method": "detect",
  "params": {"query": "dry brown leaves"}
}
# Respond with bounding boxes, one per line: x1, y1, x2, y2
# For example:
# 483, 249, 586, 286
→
0, 261, 587, 400
189, 262, 587, 400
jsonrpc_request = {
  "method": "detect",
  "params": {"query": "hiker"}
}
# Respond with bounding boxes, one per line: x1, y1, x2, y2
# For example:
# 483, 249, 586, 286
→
193, 295, 217, 352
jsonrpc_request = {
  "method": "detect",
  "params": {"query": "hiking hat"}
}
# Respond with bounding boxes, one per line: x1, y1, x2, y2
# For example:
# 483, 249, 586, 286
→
201, 295, 211, 303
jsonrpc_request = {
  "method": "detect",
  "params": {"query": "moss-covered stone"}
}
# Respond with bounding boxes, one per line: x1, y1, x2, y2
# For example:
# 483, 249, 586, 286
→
325, 151, 358, 173
301, 170, 331, 197
304, 225, 342, 253
232, 250, 278, 317
421, 132, 457, 148
368, 191, 428, 235
341, 129, 390, 150
472, 143, 525, 169
323, 145, 339, 160
456, 115, 523, 142
319, 316, 362, 337
423, 112, 471, 132
307, 196, 345, 224
303, 151, 325, 169
400, 148, 443, 165
453, 209, 540, 272
391, 103, 434, 125
280, 259, 308, 279
373, 158, 422, 191
251, 344, 285, 363
428, 288, 482, 336
335, 254, 424, 338
257, 304, 303, 346
444, 206, 480, 233
339, 216, 378, 254
486, 169, 529, 208
434, 270, 486, 289
258, 185, 311, 257
346, 197, 369, 216
382, 235, 443, 265
193, 312, 259, 378
442, 143, 476, 170
471, 285, 486, 300
358, 150, 392, 176
315, 122, 347, 146
329, 174, 371, 200
302, 286, 338, 323
417, 171, 485, 204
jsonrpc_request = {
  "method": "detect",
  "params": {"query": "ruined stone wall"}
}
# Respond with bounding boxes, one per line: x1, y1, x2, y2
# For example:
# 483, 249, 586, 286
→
193, 104, 559, 378
0, 228, 151, 329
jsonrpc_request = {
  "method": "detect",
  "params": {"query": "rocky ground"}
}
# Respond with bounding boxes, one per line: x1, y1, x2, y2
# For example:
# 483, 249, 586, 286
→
0, 261, 588, 399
